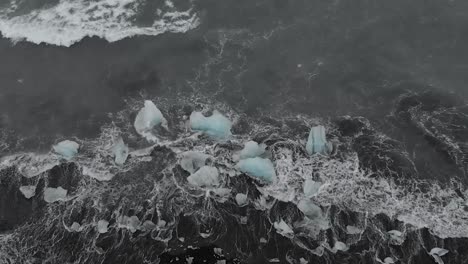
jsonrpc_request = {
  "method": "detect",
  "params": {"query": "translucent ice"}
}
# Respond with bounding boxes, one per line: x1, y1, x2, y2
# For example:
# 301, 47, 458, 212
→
134, 100, 168, 141
236, 157, 276, 183
297, 199, 322, 219
179, 151, 211, 174
187, 166, 220, 187
306, 125, 330, 155
235, 193, 248, 206
189, 110, 232, 139
112, 137, 129, 165
239, 141, 265, 160
273, 219, 294, 236
53, 140, 79, 160
44, 187, 67, 203
333, 241, 348, 252
97, 220, 109, 234
303, 179, 321, 197
19, 186, 36, 199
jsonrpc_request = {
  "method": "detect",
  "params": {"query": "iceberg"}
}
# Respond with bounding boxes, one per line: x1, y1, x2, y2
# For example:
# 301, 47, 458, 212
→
112, 137, 129, 165
187, 166, 220, 187
303, 179, 321, 197
189, 110, 232, 139
179, 151, 211, 174
235, 193, 248, 206
134, 100, 168, 141
97, 220, 109, 234
333, 241, 348, 252
53, 140, 79, 160
273, 219, 294, 236
19, 186, 36, 199
297, 199, 322, 219
44, 187, 67, 203
306, 125, 330, 155
236, 157, 276, 183
239, 141, 266, 160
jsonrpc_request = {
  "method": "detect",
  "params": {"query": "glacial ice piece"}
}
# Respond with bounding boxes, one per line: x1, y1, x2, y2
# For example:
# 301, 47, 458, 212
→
236, 157, 276, 183
333, 241, 348, 252
187, 166, 220, 187
239, 141, 266, 160
117, 215, 141, 233
134, 100, 168, 141
189, 110, 232, 139
235, 193, 248, 206
306, 125, 330, 155
97, 220, 109, 234
346, 225, 362, 234
273, 219, 294, 236
19, 186, 36, 199
383, 257, 395, 264
303, 179, 321, 197
44, 187, 67, 203
388, 230, 404, 244
70, 222, 81, 232
430, 248, 449, 264
179, 151, 211, 174
112, 137, 129, 165
297, 199, 322, 219
53, 140, 79, 160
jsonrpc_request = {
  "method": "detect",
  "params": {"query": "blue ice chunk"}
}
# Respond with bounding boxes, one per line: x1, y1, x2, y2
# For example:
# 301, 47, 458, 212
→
112, 137, 129, 165
306, 125, 330, 155
134, 100, 167, 141
190, 110, 232, 139
53, 140, 79, 160
239, 141, 266, 160
236, 157, 276, 183
187, 166, 220, 187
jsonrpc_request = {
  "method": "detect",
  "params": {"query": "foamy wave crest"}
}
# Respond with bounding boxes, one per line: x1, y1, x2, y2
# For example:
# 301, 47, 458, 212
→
0, 0, 199, 47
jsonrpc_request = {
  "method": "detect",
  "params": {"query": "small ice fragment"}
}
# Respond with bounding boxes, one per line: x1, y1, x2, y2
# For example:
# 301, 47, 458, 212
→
216, 261, 226, 264
260, 237, 267, 243
303, 179, 321, 197
19, 186, 36, 199
346, 225, 362, 234
384, 257, 395, 264
297, 200, 322, 219
299, 258, 309, 264
127, 216, 141, 233
333, 241, 348, 252
388, 230, 404, 244
43, 187, 67, 203
239, 141, 266, 159
97, 220, 109, 234
53, 140, 79, 160
141, 220, 156, 231
70, 222, 81, 232
134, 100, 167, 141
190, 110, 232, 139
214, 248, 223, 256
112, 137, 129, 165
269, 259, 279, 263
236, 157, 276, 183
273, 219, 294, 236
187, 166, 220, 187
186, 257, 194, 264
306, 125, 330, 155
179, 151, 211, 173
235, 193, 248, 206
430, 248, 449, 257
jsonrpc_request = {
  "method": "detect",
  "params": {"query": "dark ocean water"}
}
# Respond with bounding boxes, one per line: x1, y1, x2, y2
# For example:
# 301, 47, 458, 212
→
1, 0, 468, 263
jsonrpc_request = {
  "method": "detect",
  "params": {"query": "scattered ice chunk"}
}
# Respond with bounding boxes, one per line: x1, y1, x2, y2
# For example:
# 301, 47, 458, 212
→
388, 230, 404, 244
303, 179, 321, 197
273, 219, 294, 236
333, 241, 348, 252
239, 141, 266, 160
297, 199, 322, 219
140, 220, 156, 232
235, 193, 248, 206
97, 220, 109, 234
179, 151, 211, 173
189, 110, 232, 139
260, 237, 267, 243
214, 248, 223, 256
346, 225, 363, 234
269, 259, 279, 263
299, 258, 309, 264
430, 248, 449, 264
53, 140, 79, 160
187, 166, 220, 187
19, 186, 36, 199
236, 157, 276, 183
186, 257, 194, 264
134, 100, 167, 141
112, 137, 129, 165
216, 261, 226, 264
70, 222, 81, 232
43, 187, 67, 203
127, 216, 141, 233
384, 257, 395, 264
306, 125, 330, 155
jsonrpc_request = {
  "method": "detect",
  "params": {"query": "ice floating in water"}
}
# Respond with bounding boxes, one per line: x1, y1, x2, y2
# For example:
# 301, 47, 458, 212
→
333, 241, 348, 252
273, 219, 294, 236
179, 151, 211, 174
306, 125, 330, 155
43, 187, 67, 203
236, 157, 276, 183
388, 230, 404, 244
189, 110, 232, 139
303, 179, 321, 197
112, 137, 129, 165
53, 140, 79, 160
430, 248, 449, 264
383, 257, 395, 264
19, 186, 36, 199
118, 215, 141, 233
187, 166, 220, 187
239, 141, 266, 160
134, 100, 167, 142
235, 193, 248, 206
70, 222, 81, 232
97, 220, 109, 234
297, 199, 322, 219
346, 225, 363, 234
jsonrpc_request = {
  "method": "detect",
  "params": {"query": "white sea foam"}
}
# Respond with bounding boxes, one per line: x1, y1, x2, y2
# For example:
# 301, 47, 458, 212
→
0, 0, 199, 47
